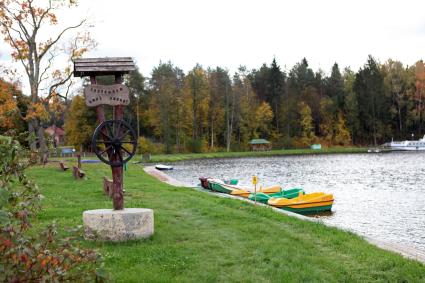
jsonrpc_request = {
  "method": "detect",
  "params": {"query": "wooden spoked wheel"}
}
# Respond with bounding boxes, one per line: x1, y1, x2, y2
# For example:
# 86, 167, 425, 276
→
92, 120, 137, 167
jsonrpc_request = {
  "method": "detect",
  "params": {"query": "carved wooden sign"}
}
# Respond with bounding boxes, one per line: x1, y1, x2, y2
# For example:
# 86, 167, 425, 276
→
84, 84, 130, 107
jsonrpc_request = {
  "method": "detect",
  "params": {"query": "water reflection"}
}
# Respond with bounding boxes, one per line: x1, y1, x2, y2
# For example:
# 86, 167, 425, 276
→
164, 152, 425, 252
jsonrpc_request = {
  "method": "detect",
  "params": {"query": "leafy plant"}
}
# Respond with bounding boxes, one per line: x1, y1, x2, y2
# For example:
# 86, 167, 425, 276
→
0, 135, 107, 282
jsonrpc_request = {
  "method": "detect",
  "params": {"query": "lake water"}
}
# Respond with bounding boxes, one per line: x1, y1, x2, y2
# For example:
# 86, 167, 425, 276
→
164, 152, 425, 252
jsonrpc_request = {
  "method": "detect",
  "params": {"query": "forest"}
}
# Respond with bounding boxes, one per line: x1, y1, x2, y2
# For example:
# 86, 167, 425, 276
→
2, 56, 425, 154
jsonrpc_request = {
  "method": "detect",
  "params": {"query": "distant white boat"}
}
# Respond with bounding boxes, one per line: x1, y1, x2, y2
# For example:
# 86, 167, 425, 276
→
155, 164, 173, 170
387, 135, 425, 151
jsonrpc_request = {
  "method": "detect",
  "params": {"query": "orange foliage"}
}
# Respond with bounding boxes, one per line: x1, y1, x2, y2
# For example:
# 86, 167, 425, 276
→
24, 102, 48, 122
0, 79, 18, 129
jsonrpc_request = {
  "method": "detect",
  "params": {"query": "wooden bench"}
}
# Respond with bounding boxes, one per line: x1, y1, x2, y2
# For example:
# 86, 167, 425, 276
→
73, 166, 86, 180
103, 176, 113, 197
59, 161, 69, 171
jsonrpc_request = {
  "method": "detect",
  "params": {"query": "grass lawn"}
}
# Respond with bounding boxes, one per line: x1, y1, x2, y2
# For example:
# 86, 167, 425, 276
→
29, 162, 424, 282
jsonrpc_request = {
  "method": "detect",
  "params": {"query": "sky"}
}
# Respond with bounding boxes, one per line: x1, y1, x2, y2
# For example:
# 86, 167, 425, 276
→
2, 0, 425, 81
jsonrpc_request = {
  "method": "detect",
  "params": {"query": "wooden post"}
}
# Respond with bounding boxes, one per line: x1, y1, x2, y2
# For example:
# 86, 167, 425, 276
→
90, 75, 124, 210
110, 74, 124, 210
77, 154, 81, 169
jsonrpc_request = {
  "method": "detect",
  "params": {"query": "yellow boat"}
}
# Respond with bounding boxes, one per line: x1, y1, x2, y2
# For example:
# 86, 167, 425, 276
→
267, 192, 334, 214
230, 185, 281, 198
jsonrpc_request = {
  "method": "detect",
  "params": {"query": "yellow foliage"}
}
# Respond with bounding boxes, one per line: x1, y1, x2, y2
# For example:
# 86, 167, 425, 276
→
253, 101, 274, 136
137, 137, 165, 154
334, 112, 351, 146
48, 92, 65, 119
24, 102, 49, 122
63, 95, 94, 150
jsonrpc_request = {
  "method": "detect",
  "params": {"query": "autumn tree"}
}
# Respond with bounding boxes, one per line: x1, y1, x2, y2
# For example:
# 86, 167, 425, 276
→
147, 62, 187, 153
381, 59, 410, 138
63, 95, 95, 151
412, 60, 425, 135
319, 96, 336, 145
252, 101, 274, 138
207, 67, 225, 149
334, 112, 351, 146
0, 79, 18, 131
0, 0, 95, 154
232, 66, 259, 149
297, 101, 316, 147
184, 64, 209, 149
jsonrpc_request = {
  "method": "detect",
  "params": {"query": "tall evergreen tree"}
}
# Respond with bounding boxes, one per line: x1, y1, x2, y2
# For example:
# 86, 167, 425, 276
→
326, 63, 345, 108
267, 58, 286, 133
354, 56, 390, 145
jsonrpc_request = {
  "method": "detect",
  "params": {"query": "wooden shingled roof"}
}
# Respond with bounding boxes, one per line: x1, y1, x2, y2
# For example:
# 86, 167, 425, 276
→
73, 57, 136, 77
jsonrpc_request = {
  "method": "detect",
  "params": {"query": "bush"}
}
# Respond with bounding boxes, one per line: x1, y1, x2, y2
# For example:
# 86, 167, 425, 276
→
0, 135, 107, 282
137, 137, 165, 154
188, 139, 204, 153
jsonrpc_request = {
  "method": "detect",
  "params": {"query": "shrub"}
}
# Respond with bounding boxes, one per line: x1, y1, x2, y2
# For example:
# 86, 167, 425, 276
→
187, 138, 208, 153
137, 137, 166, 154
0, 135, 107, 282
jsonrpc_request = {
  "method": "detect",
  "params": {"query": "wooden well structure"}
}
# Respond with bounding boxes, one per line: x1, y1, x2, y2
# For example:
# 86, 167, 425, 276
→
74, 57, 137, 210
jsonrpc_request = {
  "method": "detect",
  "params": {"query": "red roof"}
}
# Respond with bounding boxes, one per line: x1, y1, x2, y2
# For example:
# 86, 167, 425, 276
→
45, 126, 65, 136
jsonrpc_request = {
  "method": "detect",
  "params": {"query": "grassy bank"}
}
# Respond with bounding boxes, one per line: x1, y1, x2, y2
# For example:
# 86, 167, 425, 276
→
29, 163, 424, 282
147, 147, 367, 163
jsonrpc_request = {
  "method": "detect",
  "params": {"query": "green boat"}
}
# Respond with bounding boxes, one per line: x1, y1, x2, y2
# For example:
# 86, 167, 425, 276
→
208, 179, 235, 194
248, 188, 304, 204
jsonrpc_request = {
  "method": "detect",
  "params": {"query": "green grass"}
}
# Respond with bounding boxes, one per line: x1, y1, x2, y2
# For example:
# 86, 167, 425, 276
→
147, 147, 367, 163
29, 162, 424, 282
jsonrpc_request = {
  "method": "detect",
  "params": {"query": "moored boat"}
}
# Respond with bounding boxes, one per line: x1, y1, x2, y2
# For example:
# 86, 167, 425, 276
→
248, 188, 305, 204
385, 135, 425, 151
207, 179, 281, 197
267, 192, 334, 214
199, 177, 239, 190
155, 164, 173, 170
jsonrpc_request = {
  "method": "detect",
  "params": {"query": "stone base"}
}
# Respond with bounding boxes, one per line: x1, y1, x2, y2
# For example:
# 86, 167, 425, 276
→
83, 208, 154, 241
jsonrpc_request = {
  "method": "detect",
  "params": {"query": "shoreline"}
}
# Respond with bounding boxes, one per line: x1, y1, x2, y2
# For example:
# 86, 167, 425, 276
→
144, 166, 425, 264
143, 147, 368, 163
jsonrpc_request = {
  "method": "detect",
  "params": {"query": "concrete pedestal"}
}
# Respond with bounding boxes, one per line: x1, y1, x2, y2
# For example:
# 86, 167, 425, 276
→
83, 208, 154, 241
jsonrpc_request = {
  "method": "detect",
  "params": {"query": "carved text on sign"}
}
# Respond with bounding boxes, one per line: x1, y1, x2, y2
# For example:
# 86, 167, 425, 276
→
84, 84, 130, 107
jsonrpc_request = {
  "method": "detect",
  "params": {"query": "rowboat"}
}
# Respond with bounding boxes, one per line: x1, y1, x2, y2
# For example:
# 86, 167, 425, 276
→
248, 188, 304, 204
199, 177, 238, 190
155, 164, 173, 170
267, 192, 334, 214
207, 179, 281, 197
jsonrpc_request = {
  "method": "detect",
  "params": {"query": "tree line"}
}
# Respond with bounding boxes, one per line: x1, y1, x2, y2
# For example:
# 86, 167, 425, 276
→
57, 56, 425, 153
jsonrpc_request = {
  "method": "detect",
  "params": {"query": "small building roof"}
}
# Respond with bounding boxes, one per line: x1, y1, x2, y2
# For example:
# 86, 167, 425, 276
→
248, 139, 270, 145
73, 57, 136, 77
45, 126, 65, 136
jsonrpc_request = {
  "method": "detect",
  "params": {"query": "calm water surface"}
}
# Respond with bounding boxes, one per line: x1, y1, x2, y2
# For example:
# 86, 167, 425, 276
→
164, 152, 425, 252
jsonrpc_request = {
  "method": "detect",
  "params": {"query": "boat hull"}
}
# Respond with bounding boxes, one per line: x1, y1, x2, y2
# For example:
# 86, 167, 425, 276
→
280, 204, 333, 214
268, 192, 334, 214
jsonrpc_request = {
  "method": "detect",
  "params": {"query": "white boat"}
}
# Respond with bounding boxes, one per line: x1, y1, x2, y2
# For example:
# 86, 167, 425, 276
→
387, 135, 425, 151
155, 164, 173, 170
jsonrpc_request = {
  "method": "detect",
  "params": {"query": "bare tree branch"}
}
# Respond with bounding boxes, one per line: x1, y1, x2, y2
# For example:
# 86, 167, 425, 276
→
38, 19, 86, 61
38, 51, 55, 85
47, 71, 73, 100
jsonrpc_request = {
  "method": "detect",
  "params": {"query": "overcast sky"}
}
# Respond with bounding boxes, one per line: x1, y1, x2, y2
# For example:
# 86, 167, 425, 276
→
2, 0, 425, 79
